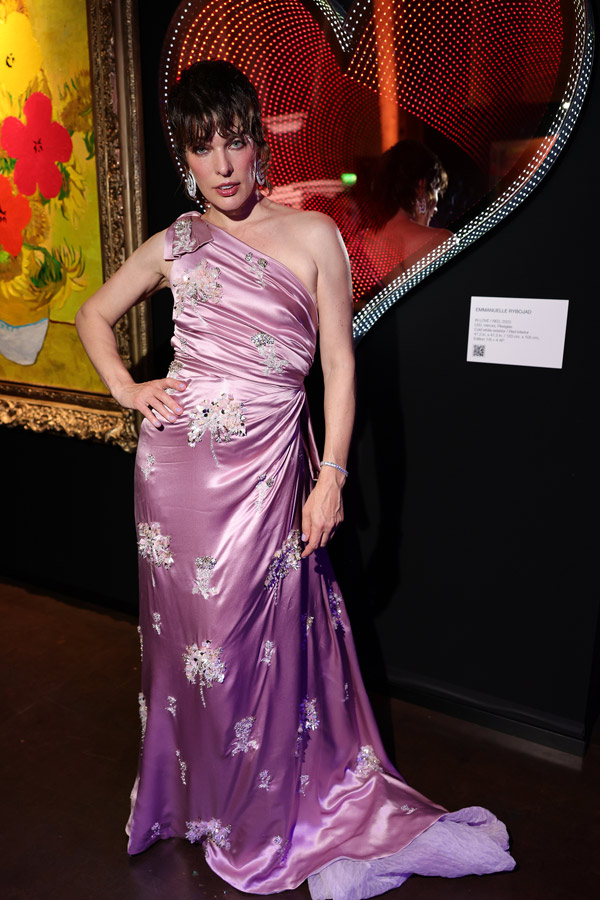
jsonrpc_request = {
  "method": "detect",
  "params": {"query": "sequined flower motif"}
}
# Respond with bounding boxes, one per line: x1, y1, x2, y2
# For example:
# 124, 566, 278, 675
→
172, 217, 198, 256
192, 556, 218, 599
255, 473, 275, 511
176, 749, 187, 785
230, 716, 260, 755
298, 774, 310, 796
354, 745, 383, 777
166, 359, 186, 395
183, 640, 226, 707
260, 640, 275, 667
245, 251, 268, 286
273, 834, 290, 865
401, 804, 418, 815
137, 522, 174, 587
152, 612, 162, 635
173, 259, 223, 317
151, 822, 161, 838
186, 818, 231, 851
140, 453, 155, 481
167, 359, 183, 379
301, 613, 314, 648
258, 769, 272, 791
188, 393, 246, 466
137, 625, 144, 661
166, 696, 177, 717
264, 530, 302, 604
138, 692, 147, 746
251, 331, 289, 375
295, 696, 319, 758
328, 587, 344, 632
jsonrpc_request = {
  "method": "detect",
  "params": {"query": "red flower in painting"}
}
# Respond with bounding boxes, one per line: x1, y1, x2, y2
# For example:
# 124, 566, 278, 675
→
1, 92, 73, 199
0, 174, 31, 257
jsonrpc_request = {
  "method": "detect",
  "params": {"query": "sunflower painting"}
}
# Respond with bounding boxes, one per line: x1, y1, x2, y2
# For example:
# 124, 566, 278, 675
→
0, 0, 105, 394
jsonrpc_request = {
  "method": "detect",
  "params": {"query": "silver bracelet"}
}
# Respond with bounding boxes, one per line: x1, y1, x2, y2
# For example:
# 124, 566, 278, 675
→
319, 460, 349, 478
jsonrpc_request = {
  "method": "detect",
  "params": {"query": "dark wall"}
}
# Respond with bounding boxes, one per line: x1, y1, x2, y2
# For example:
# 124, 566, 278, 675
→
1, 2, 597, 750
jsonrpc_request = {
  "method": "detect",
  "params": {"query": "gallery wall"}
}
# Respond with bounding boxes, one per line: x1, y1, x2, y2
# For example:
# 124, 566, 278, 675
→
1, 1, 597, 752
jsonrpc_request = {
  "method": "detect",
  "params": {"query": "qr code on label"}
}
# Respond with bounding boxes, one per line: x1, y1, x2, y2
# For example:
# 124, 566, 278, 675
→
472, 344, 486, 358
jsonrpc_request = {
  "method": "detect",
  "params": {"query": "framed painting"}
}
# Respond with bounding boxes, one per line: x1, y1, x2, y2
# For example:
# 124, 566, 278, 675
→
0, 0, 148, 451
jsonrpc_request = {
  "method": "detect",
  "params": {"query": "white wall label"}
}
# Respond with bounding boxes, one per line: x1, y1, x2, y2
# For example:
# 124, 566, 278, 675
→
467, 296, 569, 369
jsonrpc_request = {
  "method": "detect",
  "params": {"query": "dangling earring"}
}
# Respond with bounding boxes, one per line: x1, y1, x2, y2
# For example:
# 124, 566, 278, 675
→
255, 160, 266, 188
416, 197, 427, 215
185, 170, 197, 200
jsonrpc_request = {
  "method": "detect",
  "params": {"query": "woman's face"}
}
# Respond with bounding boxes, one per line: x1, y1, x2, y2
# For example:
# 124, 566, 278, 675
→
185, 129, 257, 211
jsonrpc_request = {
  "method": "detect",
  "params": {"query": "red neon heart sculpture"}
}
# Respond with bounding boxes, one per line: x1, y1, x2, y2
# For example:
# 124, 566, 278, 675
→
160, 0, 591, 338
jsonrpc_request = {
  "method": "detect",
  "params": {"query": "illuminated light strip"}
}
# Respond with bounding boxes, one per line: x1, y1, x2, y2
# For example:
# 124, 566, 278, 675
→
353, 0, 594, 342
160, 1, 589, 339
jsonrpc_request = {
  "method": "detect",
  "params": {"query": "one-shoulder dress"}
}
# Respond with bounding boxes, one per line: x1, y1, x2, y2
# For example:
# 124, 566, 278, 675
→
127, 213, 515, 899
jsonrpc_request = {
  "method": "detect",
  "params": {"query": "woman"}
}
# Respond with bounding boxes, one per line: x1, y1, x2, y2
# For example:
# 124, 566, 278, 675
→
76, 61, 514, 898
350, 140, 455, 303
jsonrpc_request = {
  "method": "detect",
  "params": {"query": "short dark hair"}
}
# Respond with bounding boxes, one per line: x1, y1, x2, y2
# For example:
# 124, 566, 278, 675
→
374, 140, 448, 221
167, 60, 270, 188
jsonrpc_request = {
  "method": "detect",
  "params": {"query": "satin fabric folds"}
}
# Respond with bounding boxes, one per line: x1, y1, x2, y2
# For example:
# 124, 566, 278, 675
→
127, 212, 515, 897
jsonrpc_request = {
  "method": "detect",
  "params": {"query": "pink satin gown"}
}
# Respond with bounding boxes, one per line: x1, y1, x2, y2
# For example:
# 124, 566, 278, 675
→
126, 212, 515, 898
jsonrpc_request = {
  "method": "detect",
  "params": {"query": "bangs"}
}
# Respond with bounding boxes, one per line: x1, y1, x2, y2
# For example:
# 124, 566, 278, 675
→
180, 111, 249, 151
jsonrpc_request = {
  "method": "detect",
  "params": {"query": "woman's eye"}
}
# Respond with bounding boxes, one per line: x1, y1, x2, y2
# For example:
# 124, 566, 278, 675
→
230, 138, 245, 149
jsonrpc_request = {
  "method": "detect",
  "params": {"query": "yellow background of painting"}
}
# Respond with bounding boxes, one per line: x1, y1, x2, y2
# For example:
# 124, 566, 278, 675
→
0, 0, 107, 394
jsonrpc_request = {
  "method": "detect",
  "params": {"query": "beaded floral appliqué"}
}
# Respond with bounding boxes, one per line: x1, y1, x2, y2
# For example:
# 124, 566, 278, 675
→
167, 359, 183, 379
166, 359, 186, 395
401, 804, 418, 814
264, 530, 302, 604
301, 613, 314, 648
152, 612, 162, 635
166, 696, 177, 717
295, 696, 319, 758
186, 818, 231, 851
193, 556, 218, 598
151, 822, 161, 838
140, 453, 155, 481
176, 749, 187, 785
251, 332, 289, 375
260, 640, 275, 667
138, 693, 147, 746
172, 217, 197, 256
230, 716, 260, 755
137, 522, 174, 587
258, 770, 272, 791
188, 393, 246, 466
137, 626, 143, 660
298, 774, 310, 796
173, 259, 223, 317
328, 587, 344, 632
255, 473, 275, 511
245, 251, 268, 286
273, 835, 290, 865
354, 745, 383, 777
183, 640, 226, 707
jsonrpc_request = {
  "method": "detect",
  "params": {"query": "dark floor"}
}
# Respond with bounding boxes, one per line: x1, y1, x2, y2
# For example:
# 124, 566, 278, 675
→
1, 580, 598, 900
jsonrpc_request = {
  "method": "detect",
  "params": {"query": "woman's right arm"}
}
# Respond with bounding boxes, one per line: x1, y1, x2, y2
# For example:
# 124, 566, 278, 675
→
75, 230, 187, 428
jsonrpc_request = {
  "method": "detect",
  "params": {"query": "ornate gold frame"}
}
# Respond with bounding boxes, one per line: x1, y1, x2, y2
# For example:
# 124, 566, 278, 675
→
0, 0, 148, 452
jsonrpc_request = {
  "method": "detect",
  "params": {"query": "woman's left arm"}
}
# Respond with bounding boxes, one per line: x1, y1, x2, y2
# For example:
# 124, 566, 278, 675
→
301, 216, 355, 558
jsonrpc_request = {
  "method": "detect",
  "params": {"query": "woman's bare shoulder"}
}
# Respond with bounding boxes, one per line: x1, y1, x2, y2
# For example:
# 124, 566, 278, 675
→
264, 200, 340, 239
